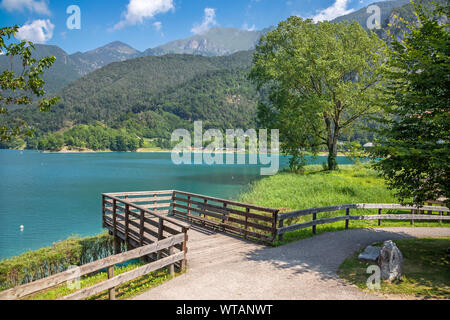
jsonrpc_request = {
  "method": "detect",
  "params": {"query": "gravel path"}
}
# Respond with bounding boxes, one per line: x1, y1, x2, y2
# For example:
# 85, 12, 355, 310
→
134, 227, 450, 300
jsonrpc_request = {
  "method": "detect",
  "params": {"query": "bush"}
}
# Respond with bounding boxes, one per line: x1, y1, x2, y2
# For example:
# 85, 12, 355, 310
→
0, 232, 118, 290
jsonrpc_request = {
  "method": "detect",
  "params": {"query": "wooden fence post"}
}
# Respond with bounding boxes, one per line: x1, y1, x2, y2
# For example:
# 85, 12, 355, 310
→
181, 227, 188, 272
411, 209, 415, 226
312, 212, 317, 235
187, 196, 191, 216
170, 191, 176, 217
108, 266, 115, 300
157, 218, 164, 259
112, 199, 117, 236
139, 209, 145, 246
125, 204, 130, 246
222, 203, 227, 232
245, 208, 250, 239
203, 199, 208, 226
278, 218, 284, 242
439, 211, 443, 223
112, 199, 121, 255
378, 208, 382, 226
102, 195, 106, 228
345, 208, 350, 230
272, 211, 279, 243
168, 246, 175, 276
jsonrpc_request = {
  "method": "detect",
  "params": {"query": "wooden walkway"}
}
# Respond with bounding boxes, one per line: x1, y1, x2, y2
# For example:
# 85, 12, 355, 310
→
1, 190, 448, 300
133, 227, 450, 300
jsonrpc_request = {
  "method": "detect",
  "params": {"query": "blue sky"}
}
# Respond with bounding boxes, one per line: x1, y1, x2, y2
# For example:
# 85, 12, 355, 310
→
0, 0, 381, 54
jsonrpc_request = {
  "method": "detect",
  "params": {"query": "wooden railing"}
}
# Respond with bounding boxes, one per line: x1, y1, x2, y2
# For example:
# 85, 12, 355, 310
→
105, 190, 174, 215
102, 191, 189, 264
277, 203, 450, 241
0, 191, 190, 301
0, 234, 186, 300
172, 191, 279, 244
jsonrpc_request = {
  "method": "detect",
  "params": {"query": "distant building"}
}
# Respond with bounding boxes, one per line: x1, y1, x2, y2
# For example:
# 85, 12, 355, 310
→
363, 142, 374, 148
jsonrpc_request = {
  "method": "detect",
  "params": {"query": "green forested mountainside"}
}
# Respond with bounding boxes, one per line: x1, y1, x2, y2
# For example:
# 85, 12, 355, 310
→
56, 51, 254, 125
1, 51, 260, 149
35, 123, 141, 152
153, 68, 259, 129
115, 68, 259, 138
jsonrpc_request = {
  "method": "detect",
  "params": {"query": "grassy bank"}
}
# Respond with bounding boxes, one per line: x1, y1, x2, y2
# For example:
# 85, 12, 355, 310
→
239, 165, 449, 245
240, 165, 398, 210
0, 233, 117, 291
338, 237, 450, 299
0, 233, 174, 300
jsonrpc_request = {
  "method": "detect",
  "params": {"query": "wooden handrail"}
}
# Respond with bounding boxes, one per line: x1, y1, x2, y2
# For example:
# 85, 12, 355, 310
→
279, 203, 450, 220
105, 190, 174, 197
171, 191, 279, 243
173, 190, 279, 213
105, 191, 449, 244
103, 194, 190, 230
59, 252, 184, 300
0, 234, 185, 300
278, 214, 450, 235
277, 203, 450, 237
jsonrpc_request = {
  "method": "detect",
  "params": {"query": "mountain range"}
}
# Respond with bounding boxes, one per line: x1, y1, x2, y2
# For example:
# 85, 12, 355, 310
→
1, 0, 437, 95
0, 27, 267, 94
1, 0, 444, 150
9, 51, 259, 145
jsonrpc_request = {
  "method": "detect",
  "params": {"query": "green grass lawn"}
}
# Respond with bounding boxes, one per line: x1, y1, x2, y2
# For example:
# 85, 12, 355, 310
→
338, 237, 450, 299
239, 165, 449, 245
26, 261, 175, 300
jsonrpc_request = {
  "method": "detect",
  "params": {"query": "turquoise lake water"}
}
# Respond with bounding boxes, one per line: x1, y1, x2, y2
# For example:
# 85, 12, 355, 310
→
0, 150, 354, 259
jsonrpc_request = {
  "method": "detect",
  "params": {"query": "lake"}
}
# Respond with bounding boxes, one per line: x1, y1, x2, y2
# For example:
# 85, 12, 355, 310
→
0, 150, 354, 259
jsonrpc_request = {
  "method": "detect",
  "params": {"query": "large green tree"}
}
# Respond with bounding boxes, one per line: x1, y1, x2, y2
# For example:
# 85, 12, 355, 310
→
0, 26, 59, 142
370, 1, 449, 206
250, 17, 387, 170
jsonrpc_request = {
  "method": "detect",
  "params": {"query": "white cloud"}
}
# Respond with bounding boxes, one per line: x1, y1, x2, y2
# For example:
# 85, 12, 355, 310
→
0, 0, 50, 15
191, 8, 217, 34
153, 21, 162, 31
113, 0, 174, 30
16, 19, 54, 43
242, 23, 256, 32
311, 0, 355, 22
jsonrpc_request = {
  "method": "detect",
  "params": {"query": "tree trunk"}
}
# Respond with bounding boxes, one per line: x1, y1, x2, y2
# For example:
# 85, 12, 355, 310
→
327, 122, 340, 171
327, 140, 338, 171
324, 112, 340, 171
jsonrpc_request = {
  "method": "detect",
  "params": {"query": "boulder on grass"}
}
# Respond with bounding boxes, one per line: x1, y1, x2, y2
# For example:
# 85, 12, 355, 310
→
378, 240, 403, 281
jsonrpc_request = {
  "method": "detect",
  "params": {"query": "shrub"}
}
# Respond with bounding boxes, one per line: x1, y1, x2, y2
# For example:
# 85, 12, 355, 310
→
0, 232, 118, 290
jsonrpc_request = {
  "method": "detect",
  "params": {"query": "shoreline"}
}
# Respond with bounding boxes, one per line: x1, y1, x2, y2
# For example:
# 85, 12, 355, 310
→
37, 148, 346, 157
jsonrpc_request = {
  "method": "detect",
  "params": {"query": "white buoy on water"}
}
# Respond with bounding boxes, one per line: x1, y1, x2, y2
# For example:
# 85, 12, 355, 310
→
20, 225, 24, 231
